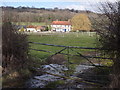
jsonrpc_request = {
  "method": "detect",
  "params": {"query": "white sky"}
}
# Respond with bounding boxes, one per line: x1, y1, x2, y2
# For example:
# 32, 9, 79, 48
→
1, 0, 117, 2
0, 0, 118, 12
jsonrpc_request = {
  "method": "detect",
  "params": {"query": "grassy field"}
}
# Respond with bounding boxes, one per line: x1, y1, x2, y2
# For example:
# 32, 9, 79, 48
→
28, 32, 113, 67
28, 32, 97, 62
13, 22, 46, 26
28, 32, 96, 47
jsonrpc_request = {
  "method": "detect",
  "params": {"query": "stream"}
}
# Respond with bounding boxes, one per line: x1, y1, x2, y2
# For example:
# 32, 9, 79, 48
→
25, 64, 97, 88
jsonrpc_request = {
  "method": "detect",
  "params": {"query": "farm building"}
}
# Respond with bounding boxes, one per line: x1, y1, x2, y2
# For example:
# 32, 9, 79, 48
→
26, 25, 37, 32
51, 21, 72, 32
26, 25, 47, 32
36, 26, 46, 32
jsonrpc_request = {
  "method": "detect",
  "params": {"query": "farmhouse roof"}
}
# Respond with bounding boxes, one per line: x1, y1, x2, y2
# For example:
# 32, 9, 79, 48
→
51, 21, 71, 25
27, 25, 37, 28
36, 26, 46, 29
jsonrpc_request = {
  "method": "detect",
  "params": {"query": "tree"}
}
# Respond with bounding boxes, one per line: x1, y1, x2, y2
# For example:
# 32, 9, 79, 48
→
45, 26, 49, 31
71, 14, 91, 31
2, 21, 29, 73
96, 1, 120, 88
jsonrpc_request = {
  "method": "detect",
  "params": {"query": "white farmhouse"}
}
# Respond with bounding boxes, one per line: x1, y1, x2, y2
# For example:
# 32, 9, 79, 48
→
51, 21, 72, 32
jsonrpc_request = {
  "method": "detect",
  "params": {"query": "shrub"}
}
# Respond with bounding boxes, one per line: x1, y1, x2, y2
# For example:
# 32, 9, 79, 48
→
95, 1, 120, 88
2, 21, 29, 73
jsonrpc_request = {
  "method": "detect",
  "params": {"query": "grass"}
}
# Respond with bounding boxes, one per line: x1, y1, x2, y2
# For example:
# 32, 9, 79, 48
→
29, 32, 96, 46
45, 80, 65, 88
2, 68, 32, 88
13, 22, 46, 26
28, 32, 97, 59
28, 32, 113, 76
28, 32, 99, 71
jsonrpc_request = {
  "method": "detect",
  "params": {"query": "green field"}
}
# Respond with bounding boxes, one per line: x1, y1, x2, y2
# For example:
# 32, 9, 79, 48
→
13, 22, 46, 26
28, 32, 112, 74
28, 32, 97, 59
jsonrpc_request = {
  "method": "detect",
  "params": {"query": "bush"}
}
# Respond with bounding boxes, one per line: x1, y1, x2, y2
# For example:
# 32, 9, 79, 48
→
2, 21, 29, 73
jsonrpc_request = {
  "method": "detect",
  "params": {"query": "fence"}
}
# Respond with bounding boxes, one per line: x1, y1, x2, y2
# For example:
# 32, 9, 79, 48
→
29, 41, 112, 87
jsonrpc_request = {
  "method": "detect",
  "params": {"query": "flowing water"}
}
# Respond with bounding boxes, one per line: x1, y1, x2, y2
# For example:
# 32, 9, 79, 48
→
25, 64, 95, 88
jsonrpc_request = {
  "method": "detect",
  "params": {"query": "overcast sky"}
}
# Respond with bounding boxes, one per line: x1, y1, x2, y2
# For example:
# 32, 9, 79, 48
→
0, 0, 117, 12
1, 0, 116, 2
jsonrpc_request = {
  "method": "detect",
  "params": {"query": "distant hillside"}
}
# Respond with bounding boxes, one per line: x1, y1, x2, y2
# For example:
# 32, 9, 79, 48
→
1, 6, 101, 23
1, 6, 106, 31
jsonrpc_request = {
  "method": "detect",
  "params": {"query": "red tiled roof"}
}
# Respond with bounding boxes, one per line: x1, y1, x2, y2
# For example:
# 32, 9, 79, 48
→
51, 21, 71, 25
27, 25, 37, 28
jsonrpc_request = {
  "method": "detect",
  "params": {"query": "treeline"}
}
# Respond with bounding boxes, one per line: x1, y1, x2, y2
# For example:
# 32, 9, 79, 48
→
2, 6, 93, 23
2, 6, 91, 13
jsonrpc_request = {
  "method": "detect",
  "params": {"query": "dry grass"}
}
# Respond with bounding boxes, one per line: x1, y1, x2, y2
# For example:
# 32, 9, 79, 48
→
46, 54, 67, 64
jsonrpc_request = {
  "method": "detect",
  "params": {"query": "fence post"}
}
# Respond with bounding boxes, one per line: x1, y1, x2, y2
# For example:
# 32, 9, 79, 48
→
67, 47, 70, 77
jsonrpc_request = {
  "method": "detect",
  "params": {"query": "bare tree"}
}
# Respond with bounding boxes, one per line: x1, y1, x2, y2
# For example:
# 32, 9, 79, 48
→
96, 1, 120, 88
